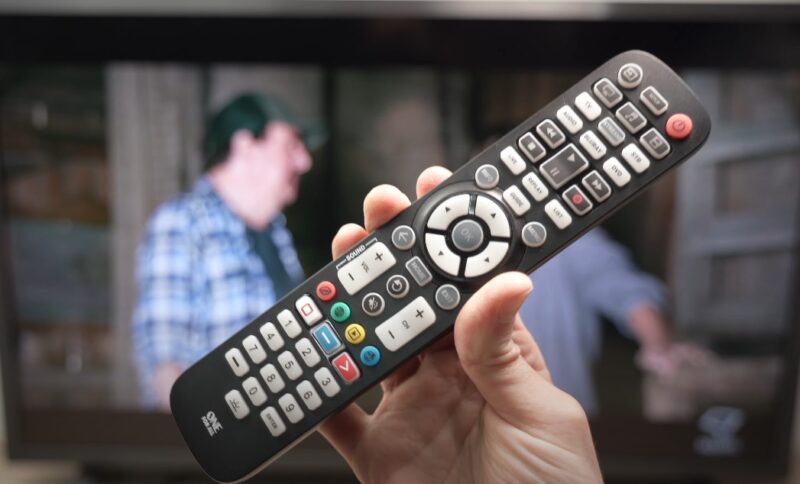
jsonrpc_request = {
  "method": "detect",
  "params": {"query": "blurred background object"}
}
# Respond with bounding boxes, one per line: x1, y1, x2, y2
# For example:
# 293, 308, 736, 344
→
0, 1, 799, 483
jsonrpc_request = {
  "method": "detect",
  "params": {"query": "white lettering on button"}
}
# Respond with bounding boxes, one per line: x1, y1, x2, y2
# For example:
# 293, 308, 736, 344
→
375, 297, 437, 352
295, 295, 322, 326
621, 143, 651, 173
502, 185, 531, 216
500, 146, 526, 175
556, 105, 584, 134
544, 199, 573, 230
575, 92, 602, 121
336, 242, 397, 296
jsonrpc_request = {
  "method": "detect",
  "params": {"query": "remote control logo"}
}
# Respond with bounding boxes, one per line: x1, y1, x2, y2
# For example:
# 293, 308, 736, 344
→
202, 411, 224, 436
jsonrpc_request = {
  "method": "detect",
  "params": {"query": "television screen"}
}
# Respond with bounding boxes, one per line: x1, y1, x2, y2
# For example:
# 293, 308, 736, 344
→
1, 15, 799, 482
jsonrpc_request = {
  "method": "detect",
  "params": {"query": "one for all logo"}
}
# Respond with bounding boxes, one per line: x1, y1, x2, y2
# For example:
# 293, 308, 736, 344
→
202, 411, 224, 436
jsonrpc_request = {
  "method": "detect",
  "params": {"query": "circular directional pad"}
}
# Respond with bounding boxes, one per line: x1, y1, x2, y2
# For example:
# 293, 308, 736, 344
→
423, 192, 512, 279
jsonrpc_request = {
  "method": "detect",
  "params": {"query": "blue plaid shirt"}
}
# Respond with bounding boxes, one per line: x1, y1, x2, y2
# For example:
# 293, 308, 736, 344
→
132, 177, 305, 406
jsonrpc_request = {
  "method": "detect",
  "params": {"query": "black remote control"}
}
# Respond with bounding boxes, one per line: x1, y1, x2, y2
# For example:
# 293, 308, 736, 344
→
170, 50, 710, 483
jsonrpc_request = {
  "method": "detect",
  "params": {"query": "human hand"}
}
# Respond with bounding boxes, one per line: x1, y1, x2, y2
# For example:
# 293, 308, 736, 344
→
318, 166, 603, 484
637, 342, 714, 379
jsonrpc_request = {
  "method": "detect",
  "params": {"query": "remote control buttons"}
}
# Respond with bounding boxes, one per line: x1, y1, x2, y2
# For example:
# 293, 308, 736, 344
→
386, 275, 410, 299
544, 199, 573, 230
640, 86, 669, 116
277, 309, 302, 339
225, 389, 250, 419
521, 222, 547, 248
435, 284, 461, 310
502, 185, 531, 216
539, 144, 589, 189
361, 292, 385, 316
618, 63, 643, 89
616, 102, 648, 134
425, 233, 460, 276
666, 113, 693, 140
332, 352, 361, 384
575, 92, 602, 121
330, 302, 351, 323
475, 164, 500, 189
427, 194, 470, 230
296, 295, 323, 326
521, 171, 549, 202
297, 380, 322, 411
375, 297, 437, 352
391, 225, 416, 250
242, 335, 267, 364
316, 281, 337, 302
465, 242, 509, 278
310, 322, 343, 355
451, 219, 484, 253
278, 351, 302, 381
640, 128, 671, 159
597, 116, 626, 147
242, 376, 267, 406
260, 407, 286, 437
500, 146, 526, 175
260, 322, 285, 351
621, 143, 651, 173
536, 120, 566, 149
582, 171, 612, 202
579, 130, 607, 160
313, 367, 341, 398
474, 195, 511, 236
556, 105, 583, 134
360, 346, 382, 367
517, 133, 546, 163
259, 363, 286, 394
562, 185, 593, 216
336, 242, 397, 296
406, 257, 433, 286
593, 78, 623, 108
345, 324, 366, 345
225, 348, 249, 377
278, 393, 304, 423
295, 338, 321, 368
603, 157, 632, 187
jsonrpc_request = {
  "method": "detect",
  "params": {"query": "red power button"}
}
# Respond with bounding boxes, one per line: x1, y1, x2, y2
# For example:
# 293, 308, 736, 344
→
666, 113, 693, 140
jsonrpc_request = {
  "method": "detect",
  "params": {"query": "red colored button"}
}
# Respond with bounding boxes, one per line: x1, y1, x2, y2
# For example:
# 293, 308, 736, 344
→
332, 352, 360, 384
316, 281, 337, 302
666, 113, 693, 140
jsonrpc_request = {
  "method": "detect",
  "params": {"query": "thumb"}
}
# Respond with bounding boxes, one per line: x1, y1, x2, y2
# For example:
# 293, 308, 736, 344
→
454, 272, 548, 421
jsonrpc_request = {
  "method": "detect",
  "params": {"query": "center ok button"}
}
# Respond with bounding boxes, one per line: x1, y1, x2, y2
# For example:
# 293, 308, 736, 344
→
451, 219, 484, 253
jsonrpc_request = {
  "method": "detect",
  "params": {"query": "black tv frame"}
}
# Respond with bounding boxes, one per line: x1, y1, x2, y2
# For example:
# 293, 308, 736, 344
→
1, 8, 799, 480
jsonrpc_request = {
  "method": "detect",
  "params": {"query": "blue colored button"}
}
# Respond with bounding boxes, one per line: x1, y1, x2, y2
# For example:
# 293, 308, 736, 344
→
359, 345, 381, 367
310, 321, 342, 355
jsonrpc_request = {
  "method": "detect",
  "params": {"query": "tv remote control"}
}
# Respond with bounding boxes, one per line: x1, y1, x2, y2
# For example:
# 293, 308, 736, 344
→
171, 50, 710, 483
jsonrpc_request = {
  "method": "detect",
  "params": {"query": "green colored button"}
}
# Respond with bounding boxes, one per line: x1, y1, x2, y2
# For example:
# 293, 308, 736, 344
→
330, 302, 351, 323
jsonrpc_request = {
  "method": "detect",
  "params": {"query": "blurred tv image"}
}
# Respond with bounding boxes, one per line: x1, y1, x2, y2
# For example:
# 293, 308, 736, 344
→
2, 63, 798, 463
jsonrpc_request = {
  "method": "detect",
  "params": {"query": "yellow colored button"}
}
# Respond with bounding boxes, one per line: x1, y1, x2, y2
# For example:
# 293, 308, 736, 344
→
345, 323, 366, 345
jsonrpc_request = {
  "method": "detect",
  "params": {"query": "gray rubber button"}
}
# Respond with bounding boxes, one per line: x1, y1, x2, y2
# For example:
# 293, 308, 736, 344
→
475, 164, 500, 190
386, 275, 410, 299
362, 292, 385, 316
521, 222, 547, 248
391, 225, 416, 251
405, 257, 433, 287
435, 284, 461, 310
451, 219, 484, 253
618, 63, 643, 89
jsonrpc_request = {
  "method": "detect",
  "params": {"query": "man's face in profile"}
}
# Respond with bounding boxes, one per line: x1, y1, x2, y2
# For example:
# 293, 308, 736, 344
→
250, 121, 312, 208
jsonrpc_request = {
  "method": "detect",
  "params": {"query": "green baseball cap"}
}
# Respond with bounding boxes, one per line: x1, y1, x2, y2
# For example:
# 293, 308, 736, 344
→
203, 92, 327, 170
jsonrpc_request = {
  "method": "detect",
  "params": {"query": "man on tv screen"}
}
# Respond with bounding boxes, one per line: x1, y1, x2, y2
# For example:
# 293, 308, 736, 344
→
131, 93, 326, 409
